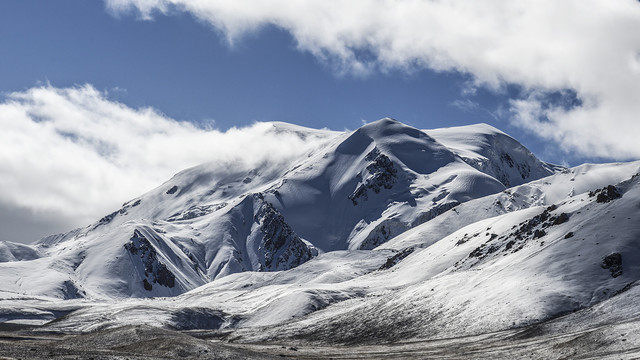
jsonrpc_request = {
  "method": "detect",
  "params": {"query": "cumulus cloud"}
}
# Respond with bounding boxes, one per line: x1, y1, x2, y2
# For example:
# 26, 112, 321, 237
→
106, 0, 640, 159
0, 85, 335, 243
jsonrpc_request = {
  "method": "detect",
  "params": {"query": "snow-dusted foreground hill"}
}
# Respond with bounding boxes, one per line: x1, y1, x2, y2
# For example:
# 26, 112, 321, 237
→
1, 119, 640, 357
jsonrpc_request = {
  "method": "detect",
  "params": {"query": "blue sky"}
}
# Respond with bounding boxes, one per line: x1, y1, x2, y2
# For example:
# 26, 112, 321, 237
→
2, 1, 525, 147
1, 0, 639, 243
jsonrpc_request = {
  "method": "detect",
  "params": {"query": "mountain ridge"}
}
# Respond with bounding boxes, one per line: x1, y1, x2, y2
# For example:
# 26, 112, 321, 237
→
3, 119, 640, 357
1, 118, 563, 300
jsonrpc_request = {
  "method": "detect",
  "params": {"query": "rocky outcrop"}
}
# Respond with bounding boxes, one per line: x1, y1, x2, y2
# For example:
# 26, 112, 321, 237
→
378, 247, 415, 270
602, 253, 623, 278
590, 185, 622, 203
94, 199, 141, 228
358, 220, 408, 250
349, 148, 398, 205
124, 230, 176, 291
460, 205, 572, 266
255, 202, 314, 271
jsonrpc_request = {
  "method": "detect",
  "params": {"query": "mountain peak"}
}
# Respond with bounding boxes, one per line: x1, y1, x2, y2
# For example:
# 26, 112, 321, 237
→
426, 123, 561, 187
358, 117, 425, 140
2, 119, 639, 358
0, 118, 562, 299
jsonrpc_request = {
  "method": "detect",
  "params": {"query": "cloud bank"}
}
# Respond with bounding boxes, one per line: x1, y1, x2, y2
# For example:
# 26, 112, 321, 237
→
0, 85, 335, 243
106, 0, 640, 160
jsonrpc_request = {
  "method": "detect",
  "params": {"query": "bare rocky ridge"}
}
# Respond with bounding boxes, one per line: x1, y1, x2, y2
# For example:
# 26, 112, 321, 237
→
254, 201, 314, 271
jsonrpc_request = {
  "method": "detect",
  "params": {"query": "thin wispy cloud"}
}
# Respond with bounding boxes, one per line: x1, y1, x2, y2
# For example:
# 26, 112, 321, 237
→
106, 0, 640, 159
0, 85, 335, 242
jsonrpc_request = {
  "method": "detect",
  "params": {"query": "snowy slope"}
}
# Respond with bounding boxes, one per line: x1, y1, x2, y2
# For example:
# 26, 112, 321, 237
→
0, 241, 40, 262
0, 118, 536, 299
17, 166, 640, 344
223, 169, 640, 343
2, 119, 640, 352
252, 173, 640, 341
262, 118, 505, 251
426, 123, 561, 187
379, 160, 640, 251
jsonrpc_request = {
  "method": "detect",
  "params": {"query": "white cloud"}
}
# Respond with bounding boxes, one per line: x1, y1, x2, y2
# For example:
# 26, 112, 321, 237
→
105, 0, 640, 159
0, 85, 335, 243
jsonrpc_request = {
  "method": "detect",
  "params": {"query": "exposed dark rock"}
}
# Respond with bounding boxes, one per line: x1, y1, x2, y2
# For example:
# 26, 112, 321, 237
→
349, 147, 398, 205
601, 253, 623, 278
456, 232, 477, 246
486, 244, 500, 254
378, 247, 415, 270
464, 205, 571, 263
143, 278, 153, 291
564, 232, 574, 239
124, 230, 176, 290
589, 185, 621, 203
97, 208, 127, 226
166, 185, 179, 195
552, 213, 569, 225
469, 244, 485, 258
255, 202, 314, 271
517, 162, 531, 180
500, 152, 514, 167
96, 199, 148, 227
533, 229, 546, 239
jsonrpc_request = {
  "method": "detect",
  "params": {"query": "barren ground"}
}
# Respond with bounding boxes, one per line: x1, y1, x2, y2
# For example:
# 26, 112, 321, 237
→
2, 315, 640, 360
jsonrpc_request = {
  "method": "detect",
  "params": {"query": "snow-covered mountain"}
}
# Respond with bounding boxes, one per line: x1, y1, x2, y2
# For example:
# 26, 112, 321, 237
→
3, 118, 639, 356
426, 123, 564, 187
0, 118, 558, 299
